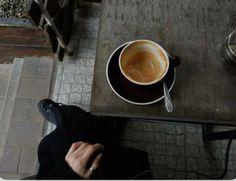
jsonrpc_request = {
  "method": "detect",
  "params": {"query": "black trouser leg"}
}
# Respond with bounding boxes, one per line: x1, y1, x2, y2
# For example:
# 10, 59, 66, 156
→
38, 126, 76, 160
58, 105, 106, 144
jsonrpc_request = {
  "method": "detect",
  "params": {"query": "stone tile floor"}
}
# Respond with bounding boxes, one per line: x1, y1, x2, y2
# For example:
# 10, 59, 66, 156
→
46, 0, 236, 179
0, 64, 12, 114
0, 57, 53, 179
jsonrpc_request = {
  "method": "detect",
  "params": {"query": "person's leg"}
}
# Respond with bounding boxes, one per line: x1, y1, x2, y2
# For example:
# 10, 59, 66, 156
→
58, 104, 107, 144
38, 99, 106, 145
38, 126, 76, 159
53, 101, 123, 147
37, 126, 85, 179
38, 99, 128, 149
59, 106, 129, 149
38, 99, 151, 179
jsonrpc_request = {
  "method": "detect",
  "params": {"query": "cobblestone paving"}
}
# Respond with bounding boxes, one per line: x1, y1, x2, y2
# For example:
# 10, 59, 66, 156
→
47, 1, 100, 134
51, 6, 99, 111
49, 1, 236, 179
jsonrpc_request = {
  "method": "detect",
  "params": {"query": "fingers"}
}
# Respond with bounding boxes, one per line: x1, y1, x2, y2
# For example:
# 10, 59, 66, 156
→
67, 141, 83, 155
91, 153, 103, 169
82, 143, 104, 163
74, 142, 90, 156
85, 153, 103, 178
65, 141, 104, 179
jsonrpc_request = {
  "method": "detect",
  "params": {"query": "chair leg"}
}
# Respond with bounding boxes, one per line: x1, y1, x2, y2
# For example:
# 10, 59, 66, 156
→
202, 124, 236, 141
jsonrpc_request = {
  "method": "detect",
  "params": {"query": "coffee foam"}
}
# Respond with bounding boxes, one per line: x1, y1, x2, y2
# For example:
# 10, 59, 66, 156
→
120, 41, 168, 83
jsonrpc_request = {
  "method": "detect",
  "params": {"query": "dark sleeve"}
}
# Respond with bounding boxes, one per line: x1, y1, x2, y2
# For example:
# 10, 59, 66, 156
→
36, 155, 82, 179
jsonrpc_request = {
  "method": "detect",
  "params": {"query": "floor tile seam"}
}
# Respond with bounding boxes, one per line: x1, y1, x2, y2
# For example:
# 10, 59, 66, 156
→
70, 72, 95, 76
2, 142, 41, 147
19, 75, 52, 81
16, 147, 23, 174
7, 118, 44, 124
7, 119, 43, 123
59, 60, 71, 98
20, 74, 51, 79
2, 144, 37, 148
22, 97, 31, 122
0, 96, 7, 117
35, 57, 41, 77
53, 61, 66, 102
47, 75, 57, 102
0, 65, 14, 122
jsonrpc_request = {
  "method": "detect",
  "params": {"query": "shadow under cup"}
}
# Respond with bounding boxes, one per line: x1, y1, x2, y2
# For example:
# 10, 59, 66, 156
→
119, 40, 170, 85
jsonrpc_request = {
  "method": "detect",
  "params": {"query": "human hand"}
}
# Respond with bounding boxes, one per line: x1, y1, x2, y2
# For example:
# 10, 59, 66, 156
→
65, 141, 104, 179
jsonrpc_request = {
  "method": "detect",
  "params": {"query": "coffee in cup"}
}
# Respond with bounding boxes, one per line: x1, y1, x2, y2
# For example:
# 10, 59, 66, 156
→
119, 40, 169, 85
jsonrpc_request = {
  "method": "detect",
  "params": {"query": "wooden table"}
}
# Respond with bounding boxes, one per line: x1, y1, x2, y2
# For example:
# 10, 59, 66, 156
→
91, 0, 236, 126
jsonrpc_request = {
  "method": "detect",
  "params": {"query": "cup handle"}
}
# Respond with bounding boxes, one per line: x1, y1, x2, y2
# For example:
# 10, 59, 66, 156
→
169, 56, 181, 68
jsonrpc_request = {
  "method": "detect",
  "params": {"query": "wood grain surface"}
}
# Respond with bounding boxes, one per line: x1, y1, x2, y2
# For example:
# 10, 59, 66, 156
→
91, 0, 236, 125
0, 26, 52, 63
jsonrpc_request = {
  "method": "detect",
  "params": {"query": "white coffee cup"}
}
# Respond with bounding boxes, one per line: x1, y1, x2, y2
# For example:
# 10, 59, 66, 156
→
119, 39, 170, 85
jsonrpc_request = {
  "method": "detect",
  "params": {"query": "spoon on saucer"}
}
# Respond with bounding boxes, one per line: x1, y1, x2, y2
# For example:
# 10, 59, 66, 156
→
163, 81, 173, 112
162, 53, 179, 112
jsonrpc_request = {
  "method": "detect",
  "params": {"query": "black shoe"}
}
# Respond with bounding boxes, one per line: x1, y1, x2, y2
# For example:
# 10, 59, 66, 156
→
38, 99, 63, 127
